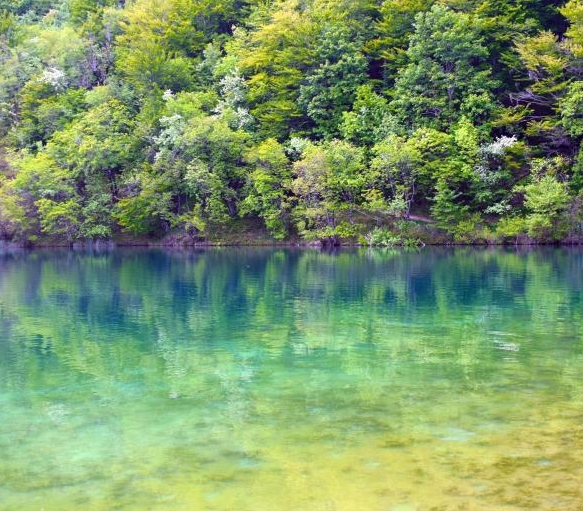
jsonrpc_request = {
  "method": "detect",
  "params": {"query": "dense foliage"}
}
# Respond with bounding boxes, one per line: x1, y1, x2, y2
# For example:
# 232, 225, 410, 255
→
1, 0, 583, 244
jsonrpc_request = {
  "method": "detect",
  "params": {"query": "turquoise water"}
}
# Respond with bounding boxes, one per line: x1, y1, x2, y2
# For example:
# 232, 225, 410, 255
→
0, 247, 582, 510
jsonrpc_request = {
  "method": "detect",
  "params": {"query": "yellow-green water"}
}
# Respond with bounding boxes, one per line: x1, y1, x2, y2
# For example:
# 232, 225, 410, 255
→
0, 247, 582, 510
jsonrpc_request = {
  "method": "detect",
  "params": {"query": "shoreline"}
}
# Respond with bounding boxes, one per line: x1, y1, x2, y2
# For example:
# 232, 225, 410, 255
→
2, 238, 583, 250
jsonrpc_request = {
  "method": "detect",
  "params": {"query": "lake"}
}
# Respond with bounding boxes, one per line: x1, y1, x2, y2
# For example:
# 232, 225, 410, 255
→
1, 247, 582, 510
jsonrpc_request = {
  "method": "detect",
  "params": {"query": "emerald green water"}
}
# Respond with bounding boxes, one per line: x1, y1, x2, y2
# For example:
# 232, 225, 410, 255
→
1, 247, 583, 510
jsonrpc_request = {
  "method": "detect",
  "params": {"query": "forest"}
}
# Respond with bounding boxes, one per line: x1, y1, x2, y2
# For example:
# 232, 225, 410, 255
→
1, 0, 583, 245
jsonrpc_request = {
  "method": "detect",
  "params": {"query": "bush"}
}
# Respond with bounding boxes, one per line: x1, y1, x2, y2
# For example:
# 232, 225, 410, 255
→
495, 216, 528, 242
362, 227, 422, 247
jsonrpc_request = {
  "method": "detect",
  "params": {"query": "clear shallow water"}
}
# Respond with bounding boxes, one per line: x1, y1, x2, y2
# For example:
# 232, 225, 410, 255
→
0, 247, 582, 510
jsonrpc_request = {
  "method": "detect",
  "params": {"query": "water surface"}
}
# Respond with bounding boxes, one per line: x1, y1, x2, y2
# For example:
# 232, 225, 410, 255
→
1, 247, 582, 510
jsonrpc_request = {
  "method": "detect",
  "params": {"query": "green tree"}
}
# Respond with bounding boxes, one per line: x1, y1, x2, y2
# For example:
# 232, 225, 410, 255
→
431, 177, 469, 231
369, 134, 423, 218
48, 97, 138, 193
114, 164, 174, 235
0, 152, 79, 241
15, 83, 86, 149
292, 139, 366, 243
513, 31, 571, 151
368, 0, 432, 84
298, 25, 367, 138
236, 0, 318, 138
474, 135, 527, 216
339, 84, 393, 146
45, 95, 140, 237
115, 0, 240, 93
520, 171, 570, 240
561, 0, 583, 57
142, 90, 250, 231
560, 81, 583, 138
391, 4, 496, 131
36, 197, 82, 240
240, 138, 291, 239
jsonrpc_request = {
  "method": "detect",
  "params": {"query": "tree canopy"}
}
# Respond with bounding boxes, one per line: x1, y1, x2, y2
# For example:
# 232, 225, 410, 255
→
1, 0, 583, 245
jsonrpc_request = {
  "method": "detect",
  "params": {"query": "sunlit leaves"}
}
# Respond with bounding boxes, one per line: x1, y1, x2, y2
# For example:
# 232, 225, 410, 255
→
520, 172, 570, 240
238, 0, 318, 138
0, 152, 78, 240
115, 0, 240, 92
514, 31, 568, 99
561, 0, 583, 59
47, 98, 138, 178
